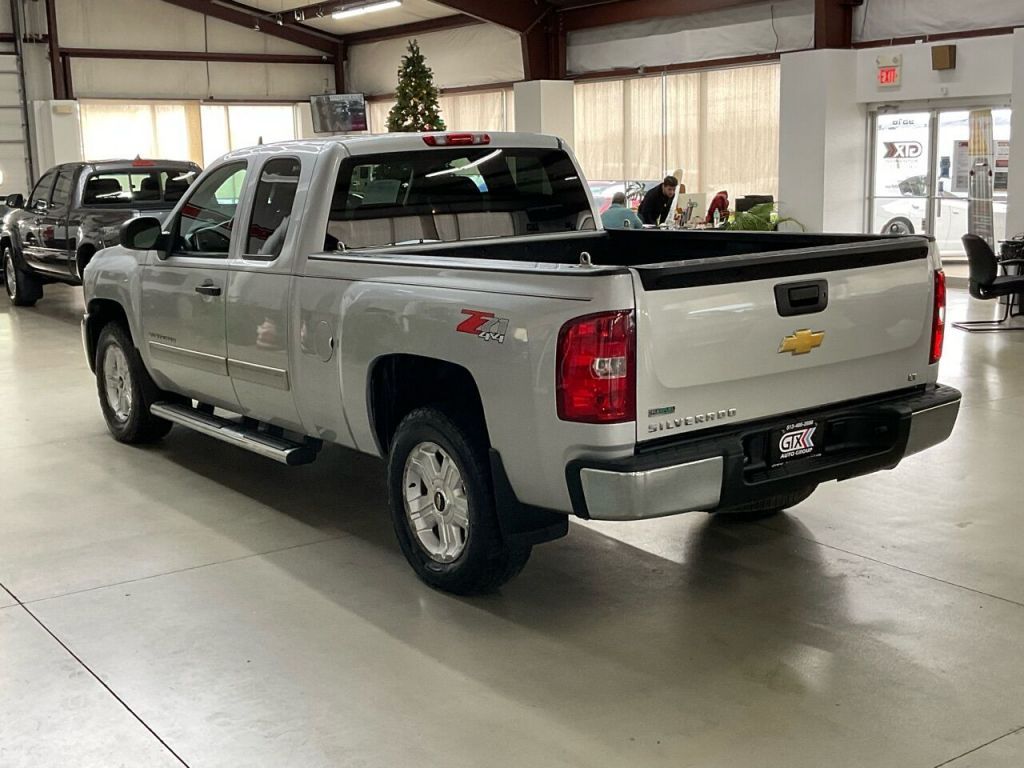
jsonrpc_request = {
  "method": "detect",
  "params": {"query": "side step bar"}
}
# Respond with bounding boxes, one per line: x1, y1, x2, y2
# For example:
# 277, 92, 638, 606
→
150, 402, 319, 466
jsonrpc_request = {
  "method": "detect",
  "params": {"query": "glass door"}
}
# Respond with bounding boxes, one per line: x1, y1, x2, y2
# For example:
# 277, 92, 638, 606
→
871, 112, 933, 241
870, 107, 1013, 262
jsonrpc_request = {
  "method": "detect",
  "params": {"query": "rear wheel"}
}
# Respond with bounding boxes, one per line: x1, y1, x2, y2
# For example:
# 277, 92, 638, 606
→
95, 322, 173, 443
387, 406, 530, 594
882, 217, 914, 236
715, 485, 817, 522
3, 245, 42, 307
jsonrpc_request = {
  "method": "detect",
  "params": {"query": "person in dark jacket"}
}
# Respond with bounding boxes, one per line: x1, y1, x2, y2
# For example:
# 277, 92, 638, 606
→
637, 175, 678, 225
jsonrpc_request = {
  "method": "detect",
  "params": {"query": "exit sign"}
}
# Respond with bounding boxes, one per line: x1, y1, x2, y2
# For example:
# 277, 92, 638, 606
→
876, 54, 902, 88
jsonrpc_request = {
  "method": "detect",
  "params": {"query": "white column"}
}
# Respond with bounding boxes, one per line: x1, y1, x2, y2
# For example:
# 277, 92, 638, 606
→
513, 80, 575, 146
1006, 29, 1024, 239
778, 49, 867, 233
30, 100, 83, 172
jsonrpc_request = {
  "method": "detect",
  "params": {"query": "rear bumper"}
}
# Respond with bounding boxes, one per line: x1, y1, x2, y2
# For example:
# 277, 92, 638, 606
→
567, 384, 961, 521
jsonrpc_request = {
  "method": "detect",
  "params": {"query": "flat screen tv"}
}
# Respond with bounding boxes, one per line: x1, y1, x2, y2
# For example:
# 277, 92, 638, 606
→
310, 93, 368, 133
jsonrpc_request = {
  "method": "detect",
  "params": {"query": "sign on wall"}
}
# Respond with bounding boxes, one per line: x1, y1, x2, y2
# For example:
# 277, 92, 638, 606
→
876, 54, 902, 88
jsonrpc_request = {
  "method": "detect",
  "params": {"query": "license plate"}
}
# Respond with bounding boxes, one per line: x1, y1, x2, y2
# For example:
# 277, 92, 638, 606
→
770, 419, 822, 466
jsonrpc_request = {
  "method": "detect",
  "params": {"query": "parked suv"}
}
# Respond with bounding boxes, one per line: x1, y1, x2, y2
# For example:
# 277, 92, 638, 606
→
2, 158, 199, 306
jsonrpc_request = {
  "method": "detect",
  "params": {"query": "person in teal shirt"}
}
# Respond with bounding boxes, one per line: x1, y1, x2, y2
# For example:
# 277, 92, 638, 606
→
600, 192, 644, 230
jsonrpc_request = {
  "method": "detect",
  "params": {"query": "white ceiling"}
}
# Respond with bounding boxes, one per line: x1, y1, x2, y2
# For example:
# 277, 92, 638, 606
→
242, 0, 460, 36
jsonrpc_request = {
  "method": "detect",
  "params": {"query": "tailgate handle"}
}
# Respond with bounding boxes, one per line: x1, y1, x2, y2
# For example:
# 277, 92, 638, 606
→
775, 279, 828, 317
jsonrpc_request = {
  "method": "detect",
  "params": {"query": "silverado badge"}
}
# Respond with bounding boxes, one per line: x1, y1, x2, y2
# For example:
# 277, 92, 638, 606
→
779, 329, 825, 355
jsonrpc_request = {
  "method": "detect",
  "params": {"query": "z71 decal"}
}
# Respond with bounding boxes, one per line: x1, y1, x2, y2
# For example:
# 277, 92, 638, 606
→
457, 309, 509, 344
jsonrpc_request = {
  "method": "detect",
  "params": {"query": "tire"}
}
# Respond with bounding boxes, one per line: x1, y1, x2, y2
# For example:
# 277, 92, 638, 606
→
3, 245, 43, 307
387, 406, 531, 595
95, 322, 173, 443
714, 485, 818, 522
881, 217, 914, 236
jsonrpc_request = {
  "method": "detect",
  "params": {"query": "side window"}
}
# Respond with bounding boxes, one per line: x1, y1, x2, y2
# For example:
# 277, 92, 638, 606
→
30, 170, 57, 210
245, 157, 301, 259
174, 163, 247, 257
50, 170, 74, 208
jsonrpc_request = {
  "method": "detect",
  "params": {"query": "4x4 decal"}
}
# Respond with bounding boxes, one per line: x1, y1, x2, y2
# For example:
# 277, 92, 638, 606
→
457, 309, 509, 344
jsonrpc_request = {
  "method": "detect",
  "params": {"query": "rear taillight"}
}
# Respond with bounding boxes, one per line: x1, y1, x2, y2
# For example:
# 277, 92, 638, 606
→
556, 310, 636, 423
930, 269, 946, 364
422, 133, 490, 146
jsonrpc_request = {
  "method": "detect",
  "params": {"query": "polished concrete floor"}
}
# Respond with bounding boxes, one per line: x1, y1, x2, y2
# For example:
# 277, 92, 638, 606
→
2, 284, 1023, 768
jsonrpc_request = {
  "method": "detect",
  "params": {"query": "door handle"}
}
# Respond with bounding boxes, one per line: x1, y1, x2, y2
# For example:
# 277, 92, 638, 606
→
195, 284, 221, 296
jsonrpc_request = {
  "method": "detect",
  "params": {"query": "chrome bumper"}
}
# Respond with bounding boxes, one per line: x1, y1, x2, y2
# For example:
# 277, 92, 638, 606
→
572, 385, 961, 522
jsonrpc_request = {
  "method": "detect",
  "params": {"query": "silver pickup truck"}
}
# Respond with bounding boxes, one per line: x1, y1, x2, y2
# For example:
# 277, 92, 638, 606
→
81, 132, 961, 594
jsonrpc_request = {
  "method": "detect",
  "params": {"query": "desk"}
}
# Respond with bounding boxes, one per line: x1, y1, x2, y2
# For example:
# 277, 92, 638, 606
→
998, 240, 1024, 316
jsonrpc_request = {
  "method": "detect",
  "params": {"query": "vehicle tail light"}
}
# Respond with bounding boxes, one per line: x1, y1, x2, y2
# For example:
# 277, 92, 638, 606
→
422, 133, 490, 147
557, 310, 636, 423
131, 157, 156, 167
930, 269, 946, 364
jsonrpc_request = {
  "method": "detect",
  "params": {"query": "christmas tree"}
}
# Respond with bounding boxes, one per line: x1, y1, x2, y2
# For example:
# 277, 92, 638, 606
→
387, 40, 446, 132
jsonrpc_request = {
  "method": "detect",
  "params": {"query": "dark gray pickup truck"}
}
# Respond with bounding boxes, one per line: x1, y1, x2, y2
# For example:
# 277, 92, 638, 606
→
2, 158, 199, 306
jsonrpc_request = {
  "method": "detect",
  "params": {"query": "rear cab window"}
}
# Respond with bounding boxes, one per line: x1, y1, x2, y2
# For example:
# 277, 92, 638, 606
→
325, 146, 594, 251
82, 168, 198, 206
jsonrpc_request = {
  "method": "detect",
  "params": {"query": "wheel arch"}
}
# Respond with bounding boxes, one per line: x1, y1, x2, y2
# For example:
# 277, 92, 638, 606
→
84, 298, 131, 373
368, 354, 489, 457
76, 242, 97, 280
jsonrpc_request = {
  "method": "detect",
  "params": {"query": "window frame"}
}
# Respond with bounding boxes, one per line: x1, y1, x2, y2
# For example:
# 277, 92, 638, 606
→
49, 168, 75, 209
29, 169, 58, 212
168, 160, 249, 259
242, 155, 302, 262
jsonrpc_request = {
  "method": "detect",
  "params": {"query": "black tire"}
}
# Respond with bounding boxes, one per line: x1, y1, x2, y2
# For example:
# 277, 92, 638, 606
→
882, 217, 914, 236
387, 406, 530, 595
95, 322, 174, 443
3, 244, 43, 307
714, 485, 818, 522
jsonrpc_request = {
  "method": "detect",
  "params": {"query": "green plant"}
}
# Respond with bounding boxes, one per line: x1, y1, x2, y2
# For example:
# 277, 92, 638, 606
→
387, 40, 446, 133
726, 202, 805, 232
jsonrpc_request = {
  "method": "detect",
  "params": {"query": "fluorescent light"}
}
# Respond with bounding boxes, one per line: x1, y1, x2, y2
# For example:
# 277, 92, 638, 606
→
332, 1, 401, 20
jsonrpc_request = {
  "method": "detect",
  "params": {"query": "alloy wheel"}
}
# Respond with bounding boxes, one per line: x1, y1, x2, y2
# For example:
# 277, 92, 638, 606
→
402, 441, 470, 563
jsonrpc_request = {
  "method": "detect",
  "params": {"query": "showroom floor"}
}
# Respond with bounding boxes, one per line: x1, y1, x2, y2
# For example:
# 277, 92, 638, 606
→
2, 284, 1024, 768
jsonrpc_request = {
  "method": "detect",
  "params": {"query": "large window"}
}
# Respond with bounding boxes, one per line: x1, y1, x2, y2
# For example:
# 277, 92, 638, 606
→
367, 89, 515, 134
200, 105, 298, 167
80, 101, 203, 166
573, 64, 781, 204
868, 107, 1012, 261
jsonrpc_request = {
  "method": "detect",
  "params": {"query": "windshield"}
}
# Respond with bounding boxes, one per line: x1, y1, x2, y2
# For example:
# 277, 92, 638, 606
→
83, 168, 198, 206
326, 147, 594, 250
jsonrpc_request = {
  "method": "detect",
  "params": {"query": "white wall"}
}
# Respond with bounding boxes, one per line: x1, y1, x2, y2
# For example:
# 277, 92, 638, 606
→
855, 35, 1015, 104
853, 0, 1024, 43
513, 81, 574, 143
778, 49, 866, 232
567, 0, 812, 75
347, 24, 524, 95
1006, 30, 1024, 238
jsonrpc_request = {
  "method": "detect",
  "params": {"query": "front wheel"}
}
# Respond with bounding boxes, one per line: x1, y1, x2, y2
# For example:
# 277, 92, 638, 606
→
387, 406, 530, 595
881, 217, 914, 236
3, 245, 42, 307
95, 322, 173, 443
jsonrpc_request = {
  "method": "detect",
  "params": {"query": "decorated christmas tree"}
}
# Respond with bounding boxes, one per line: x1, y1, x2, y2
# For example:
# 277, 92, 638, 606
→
387, 40, 446, 132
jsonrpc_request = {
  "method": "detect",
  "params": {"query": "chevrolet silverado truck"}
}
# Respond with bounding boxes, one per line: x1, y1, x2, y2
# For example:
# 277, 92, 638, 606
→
81, 132, 961, 594
2, 158, 200, 306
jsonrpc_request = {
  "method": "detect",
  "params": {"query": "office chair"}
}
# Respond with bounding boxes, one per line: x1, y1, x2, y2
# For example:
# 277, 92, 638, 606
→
952, 233, 1024, 332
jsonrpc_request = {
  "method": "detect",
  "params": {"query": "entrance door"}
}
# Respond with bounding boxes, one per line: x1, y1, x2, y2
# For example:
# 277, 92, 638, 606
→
141, 161, 248, 409
870, 107, 1013, 262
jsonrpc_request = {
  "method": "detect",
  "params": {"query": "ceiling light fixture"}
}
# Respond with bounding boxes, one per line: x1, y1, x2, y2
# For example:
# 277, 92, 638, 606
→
331, 1, 402, 21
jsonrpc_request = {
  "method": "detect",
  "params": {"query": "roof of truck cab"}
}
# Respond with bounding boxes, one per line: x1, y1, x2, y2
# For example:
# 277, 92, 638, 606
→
63, 159, 201, 173
216, 131, 564, 162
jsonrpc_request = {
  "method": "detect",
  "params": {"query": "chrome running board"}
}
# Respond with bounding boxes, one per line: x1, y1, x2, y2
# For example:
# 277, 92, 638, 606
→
150, 402, 319, 466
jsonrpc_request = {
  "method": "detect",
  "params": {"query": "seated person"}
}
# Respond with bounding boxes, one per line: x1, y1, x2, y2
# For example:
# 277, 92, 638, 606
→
600, 192, 644, 230
706, 190, 730, 224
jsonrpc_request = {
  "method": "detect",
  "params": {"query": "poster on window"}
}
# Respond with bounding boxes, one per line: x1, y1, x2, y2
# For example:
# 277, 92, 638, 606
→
953, 139, 1009, 194
874, 114, 930, 197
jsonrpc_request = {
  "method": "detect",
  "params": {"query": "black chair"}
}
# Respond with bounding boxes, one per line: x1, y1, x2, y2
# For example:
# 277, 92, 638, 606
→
952, 233, 1024, 332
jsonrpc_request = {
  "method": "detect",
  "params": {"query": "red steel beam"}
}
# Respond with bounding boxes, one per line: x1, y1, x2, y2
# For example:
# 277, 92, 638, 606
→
814, 0, 857, 49
44, 0, 67, 99
429, 0, 548, 32
343, 13, 484, 44
60, 46, 331, 64
158, 0, 339, 52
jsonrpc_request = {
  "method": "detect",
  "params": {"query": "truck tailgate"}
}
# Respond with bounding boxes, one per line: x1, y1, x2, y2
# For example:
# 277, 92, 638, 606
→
632, 238, 935, 443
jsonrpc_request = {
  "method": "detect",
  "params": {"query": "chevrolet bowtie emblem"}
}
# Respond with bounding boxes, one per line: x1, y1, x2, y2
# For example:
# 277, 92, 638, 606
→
779, 329, 825, 355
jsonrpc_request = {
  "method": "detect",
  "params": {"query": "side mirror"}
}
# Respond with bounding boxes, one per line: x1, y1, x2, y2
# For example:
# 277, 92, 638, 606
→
5, 193, 24, 208
120, 216, 167, 252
